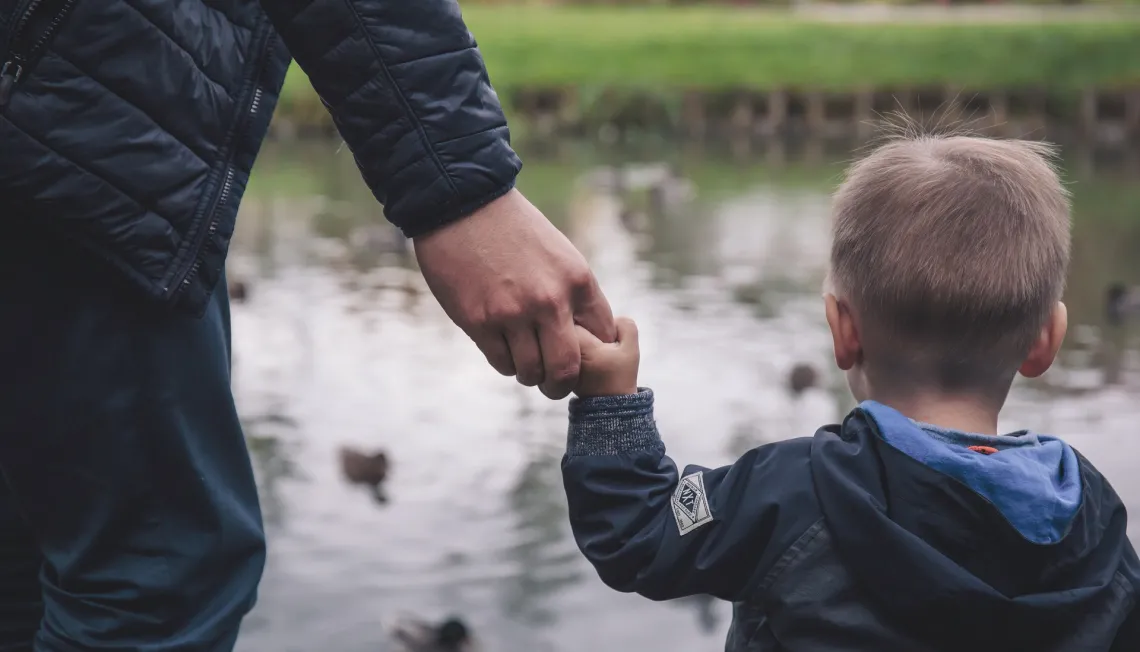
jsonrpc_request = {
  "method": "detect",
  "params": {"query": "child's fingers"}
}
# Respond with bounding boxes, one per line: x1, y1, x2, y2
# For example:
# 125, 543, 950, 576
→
574, 324, 605, 350
615, 317, 639, 347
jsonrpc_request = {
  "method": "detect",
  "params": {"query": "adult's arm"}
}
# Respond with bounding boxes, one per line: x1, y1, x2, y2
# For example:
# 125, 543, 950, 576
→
261, 0, 520, 237
259, 0, 616, 399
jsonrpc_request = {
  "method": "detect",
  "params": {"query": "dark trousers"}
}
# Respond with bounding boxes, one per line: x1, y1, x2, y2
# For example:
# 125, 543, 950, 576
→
0, 227, 265, 651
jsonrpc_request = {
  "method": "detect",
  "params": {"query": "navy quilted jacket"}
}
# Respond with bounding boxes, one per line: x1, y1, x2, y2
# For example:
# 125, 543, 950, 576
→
0, 0, 520, 315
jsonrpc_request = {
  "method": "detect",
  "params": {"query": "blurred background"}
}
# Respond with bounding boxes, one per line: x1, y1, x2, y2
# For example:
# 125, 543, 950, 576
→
230, 2, 1140, 650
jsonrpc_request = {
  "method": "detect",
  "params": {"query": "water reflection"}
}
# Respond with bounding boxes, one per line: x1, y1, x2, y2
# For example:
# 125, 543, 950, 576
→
339, 446, 392, 505
231, 136, 1140, 651
500, 444, 584, 626
725, 417, 766, 459
243, 405, 303, 530
1099, 326, 1128, 387
499, 391, 585, 627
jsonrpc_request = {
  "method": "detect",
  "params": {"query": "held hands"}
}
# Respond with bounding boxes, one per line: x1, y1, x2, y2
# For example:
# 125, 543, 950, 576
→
413, 189, 617, 400
573, 317, 640, 398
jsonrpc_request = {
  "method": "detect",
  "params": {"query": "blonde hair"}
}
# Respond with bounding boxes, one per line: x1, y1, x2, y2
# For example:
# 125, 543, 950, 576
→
829, 134, 1071, 391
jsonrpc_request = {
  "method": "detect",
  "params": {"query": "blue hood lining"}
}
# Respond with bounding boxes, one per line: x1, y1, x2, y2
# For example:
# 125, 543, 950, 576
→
860, 401, 1082, 545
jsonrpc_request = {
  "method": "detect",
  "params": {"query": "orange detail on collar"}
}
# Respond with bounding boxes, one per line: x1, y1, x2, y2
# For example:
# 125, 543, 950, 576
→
967, 445, 999, 455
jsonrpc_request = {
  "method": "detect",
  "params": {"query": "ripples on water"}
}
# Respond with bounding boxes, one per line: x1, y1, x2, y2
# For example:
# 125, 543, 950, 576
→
231, 139, 1140, 652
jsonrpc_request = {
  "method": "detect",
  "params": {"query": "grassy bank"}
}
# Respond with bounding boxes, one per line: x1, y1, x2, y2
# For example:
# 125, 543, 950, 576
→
279, 6, 1140, 122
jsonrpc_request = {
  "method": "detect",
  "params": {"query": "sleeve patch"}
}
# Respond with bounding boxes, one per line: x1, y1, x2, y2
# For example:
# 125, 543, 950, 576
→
672, 471, 714, 536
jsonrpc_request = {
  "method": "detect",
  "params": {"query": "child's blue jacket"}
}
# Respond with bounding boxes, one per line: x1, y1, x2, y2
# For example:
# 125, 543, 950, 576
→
563, 390, 1140, 651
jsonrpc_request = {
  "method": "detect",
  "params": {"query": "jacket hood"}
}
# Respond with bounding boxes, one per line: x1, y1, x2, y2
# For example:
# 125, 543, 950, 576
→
811, 401, 1137, 649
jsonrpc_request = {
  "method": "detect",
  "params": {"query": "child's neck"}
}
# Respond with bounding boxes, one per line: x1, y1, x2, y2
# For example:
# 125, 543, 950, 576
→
867, 392, 1001, 435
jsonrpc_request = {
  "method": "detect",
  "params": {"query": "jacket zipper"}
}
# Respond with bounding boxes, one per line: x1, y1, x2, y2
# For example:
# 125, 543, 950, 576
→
167, 32, 271, 302
0, 0, 78, 108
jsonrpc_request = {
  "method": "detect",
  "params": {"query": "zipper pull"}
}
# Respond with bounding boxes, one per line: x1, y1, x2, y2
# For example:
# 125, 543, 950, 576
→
0, 61, 24, 109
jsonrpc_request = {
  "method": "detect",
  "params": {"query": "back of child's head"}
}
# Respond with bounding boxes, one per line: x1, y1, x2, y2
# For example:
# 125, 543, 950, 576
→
828, 132, 1071, 395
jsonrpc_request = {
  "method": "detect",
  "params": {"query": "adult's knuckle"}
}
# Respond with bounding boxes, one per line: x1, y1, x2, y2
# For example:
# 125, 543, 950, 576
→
484, 349, 513, 370
517, 369, 542, 386
549, 360, 581, 384
533, 288, 564, 313
456, 303, 487, 329
566, 266, 594, 290
541, 385, 570, 400
485, 301, 523, 325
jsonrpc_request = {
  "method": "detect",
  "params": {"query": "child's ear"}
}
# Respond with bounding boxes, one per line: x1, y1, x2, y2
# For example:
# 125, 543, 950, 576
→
824, 294, 861, 371
1019, 302, 1068, 378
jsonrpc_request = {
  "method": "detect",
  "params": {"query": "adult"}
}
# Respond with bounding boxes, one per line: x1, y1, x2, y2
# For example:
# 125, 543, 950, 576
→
0, 0, 614, 649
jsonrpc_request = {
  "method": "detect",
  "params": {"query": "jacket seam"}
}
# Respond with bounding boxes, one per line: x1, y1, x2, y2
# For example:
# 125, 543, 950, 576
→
200, 0, 258, 32
1114, 571, 1135, 607
385, 44, 476, 69
333, 69, 388, 116
1, 114, 174, 226
432, 122, 509, 148
755, 518, 826, 596
122, 0, 236, 94
337, 0, 460, 198
332, 45, 484, 106
43, 51, 213, 166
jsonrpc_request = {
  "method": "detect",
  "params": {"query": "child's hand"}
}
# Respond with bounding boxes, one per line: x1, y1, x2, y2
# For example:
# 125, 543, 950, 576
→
573, 317, 640, 397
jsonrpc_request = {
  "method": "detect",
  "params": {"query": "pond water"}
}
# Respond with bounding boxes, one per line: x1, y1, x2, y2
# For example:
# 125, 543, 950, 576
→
229, 138, 1140, 652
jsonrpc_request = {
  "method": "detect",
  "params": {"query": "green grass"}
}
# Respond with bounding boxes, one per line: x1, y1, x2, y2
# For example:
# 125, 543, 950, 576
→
472, 7, 1140, 90
280, 7, 1140, 114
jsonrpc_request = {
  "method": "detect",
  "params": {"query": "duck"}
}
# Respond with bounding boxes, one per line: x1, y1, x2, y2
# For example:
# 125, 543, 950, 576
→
390, 616, 478, 652
228, 278, 249, 303
787, 363, 819, 398
1106, 283, 1140, 326
338, 446, 390, 504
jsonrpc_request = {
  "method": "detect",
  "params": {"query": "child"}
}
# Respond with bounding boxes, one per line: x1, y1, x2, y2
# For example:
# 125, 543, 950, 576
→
562, 135, 1140, 652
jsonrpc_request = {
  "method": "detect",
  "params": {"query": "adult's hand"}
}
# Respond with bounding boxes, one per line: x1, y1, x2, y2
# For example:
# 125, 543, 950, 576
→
413, 189, 616, 399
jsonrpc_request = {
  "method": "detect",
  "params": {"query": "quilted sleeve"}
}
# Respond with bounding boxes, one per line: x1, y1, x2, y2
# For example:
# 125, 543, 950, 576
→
260, 0, 522, 237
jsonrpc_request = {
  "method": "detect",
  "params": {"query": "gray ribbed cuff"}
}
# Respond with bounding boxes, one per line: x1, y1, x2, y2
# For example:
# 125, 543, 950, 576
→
566, 388, 661, 456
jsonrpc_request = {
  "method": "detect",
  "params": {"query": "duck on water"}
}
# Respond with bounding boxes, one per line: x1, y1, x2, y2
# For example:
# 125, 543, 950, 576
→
390, 616, 478, 652
338, 446, 390, 504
